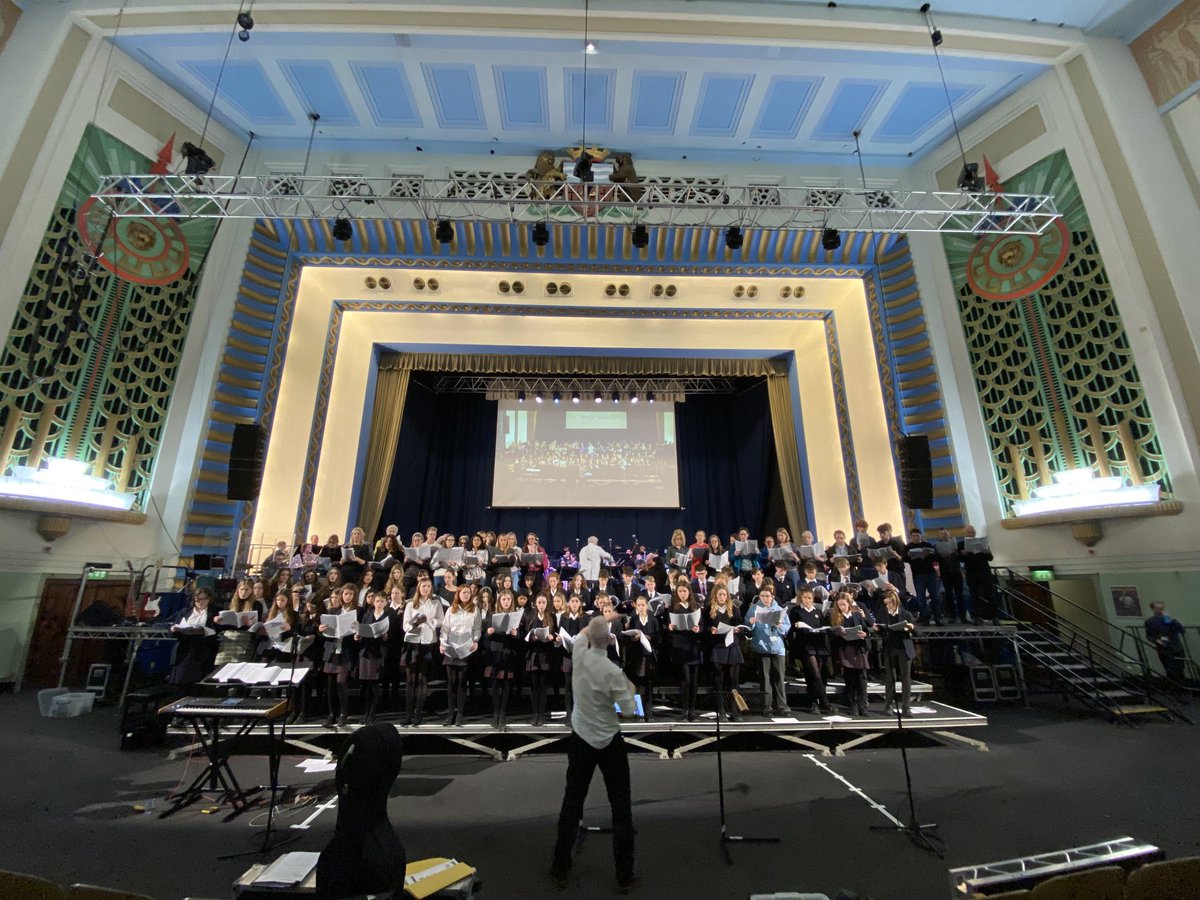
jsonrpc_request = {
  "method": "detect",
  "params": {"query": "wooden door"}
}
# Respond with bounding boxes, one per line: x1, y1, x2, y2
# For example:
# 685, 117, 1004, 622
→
23, 578, 131, 689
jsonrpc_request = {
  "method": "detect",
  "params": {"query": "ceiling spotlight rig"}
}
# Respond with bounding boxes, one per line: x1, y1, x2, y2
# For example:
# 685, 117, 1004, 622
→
531, 221, 550, 247
725, 225, 744, 251
630, 224, 649, 249
435, 219, 455, 244
821, 227, 841, 251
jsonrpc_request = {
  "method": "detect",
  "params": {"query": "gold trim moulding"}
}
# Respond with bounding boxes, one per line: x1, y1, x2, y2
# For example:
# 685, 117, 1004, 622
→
1000, 499, 1184, 530
0, 495, 148, 524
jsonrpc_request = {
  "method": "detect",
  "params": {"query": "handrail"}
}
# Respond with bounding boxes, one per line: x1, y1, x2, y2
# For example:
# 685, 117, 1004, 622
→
1116, 623, 1200, 686
992, 567, 1168, 671
997, 583, 1192, 721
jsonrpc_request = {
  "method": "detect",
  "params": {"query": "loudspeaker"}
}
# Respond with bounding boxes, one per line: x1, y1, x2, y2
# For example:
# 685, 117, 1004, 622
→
898, 434, 933, 509
227, 422, 264, 501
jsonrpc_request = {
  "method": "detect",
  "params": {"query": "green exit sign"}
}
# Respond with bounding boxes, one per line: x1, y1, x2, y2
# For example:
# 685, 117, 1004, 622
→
86, 570, 109, 580
1029, 566, 1055, 582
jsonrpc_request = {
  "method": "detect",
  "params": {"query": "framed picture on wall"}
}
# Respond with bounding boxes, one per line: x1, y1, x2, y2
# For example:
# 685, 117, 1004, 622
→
1111, 586, 1143, 619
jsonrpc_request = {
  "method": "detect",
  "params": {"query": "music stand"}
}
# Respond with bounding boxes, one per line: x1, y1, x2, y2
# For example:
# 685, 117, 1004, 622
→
714, 691, 779, 864
869, 705, 945, 858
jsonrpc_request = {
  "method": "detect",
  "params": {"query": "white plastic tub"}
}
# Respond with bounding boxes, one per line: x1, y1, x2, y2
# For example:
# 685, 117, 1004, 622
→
37, 687, 69, 716
48, 692, 95, 717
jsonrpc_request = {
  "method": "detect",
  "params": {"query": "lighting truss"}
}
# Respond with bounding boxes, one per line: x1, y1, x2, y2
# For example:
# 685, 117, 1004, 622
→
428, 375, 733, 399
90, 174, 1061, 236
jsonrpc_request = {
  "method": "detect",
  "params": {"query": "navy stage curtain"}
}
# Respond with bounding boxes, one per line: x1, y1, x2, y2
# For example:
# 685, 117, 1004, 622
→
376, 380, 782, 553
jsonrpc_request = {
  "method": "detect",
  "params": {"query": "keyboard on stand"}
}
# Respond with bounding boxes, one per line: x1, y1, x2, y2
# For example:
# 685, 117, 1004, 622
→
161, 696, 288, 720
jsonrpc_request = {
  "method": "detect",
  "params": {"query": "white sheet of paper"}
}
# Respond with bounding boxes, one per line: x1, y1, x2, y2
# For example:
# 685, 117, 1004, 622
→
669, 610, 701, 630
909, 706, 937, 714
296, 758, 337, 773
771, 716, 800, 723
708, 552, 729, 570
823, 714, 854, 722
320, 612, 357, 639
254, 852, 321, 887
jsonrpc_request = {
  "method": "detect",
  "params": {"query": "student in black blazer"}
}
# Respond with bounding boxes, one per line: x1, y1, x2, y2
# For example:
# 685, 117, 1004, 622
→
875, 588, 917, 715
169, 587, 220, 685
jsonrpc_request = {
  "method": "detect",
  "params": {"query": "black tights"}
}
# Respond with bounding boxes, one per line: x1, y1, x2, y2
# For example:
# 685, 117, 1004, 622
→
405, 662, 430, 724
802, 654, 828, 708
491, 677, 512, 725
631, 674, 653, 720
360, 680, 380, 722
326, 673, 349, 720
711, 663, 740, 717
842, 668, 868, 711
529, 669, 548, 724
445, 667, 467, 723
678, 664, 700, 714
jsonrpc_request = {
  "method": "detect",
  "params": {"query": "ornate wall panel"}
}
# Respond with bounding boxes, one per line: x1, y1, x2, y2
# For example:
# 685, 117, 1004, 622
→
0, 124, 216, 511
943, 149, 1171, 517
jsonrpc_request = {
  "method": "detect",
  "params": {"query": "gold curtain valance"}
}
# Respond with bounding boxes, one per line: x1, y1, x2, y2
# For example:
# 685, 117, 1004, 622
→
378, 352, 784, 378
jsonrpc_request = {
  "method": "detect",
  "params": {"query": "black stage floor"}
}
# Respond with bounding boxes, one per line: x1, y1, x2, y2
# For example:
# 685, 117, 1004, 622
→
1, 690, 1194, 899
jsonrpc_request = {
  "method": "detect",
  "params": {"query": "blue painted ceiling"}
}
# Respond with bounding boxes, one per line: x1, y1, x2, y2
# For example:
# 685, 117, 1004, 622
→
116, 12, 1114, 167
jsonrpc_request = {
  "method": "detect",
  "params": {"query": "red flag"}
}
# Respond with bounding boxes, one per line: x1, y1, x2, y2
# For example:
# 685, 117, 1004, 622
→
982, 155, 1004, 194
151, 133, 176, 175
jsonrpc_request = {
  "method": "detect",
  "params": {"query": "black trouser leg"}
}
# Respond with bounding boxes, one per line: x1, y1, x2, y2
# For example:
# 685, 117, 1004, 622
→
455, 672, 467, 723
414, 672, 428, 724
713, 665, 726, 716
551, 733, 600, 878
565, 677, 574, 718
491, 678, 502, 726
598, 735, 635, 884
884, 651, 899, 708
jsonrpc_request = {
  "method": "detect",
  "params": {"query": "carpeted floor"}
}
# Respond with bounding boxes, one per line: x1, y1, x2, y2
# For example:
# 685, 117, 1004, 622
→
0, 693, 1194, 899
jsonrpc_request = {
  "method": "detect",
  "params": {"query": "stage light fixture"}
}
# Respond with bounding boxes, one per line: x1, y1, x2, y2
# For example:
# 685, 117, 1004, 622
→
725, 225, 743, 251
821, 227, 841, 251
571, 390, 581, 404
531, 221, 550, 247
236, 10, 254, 41
434, 219, 455, 244
552, 391, 562, 404
611, 391, 620, 403
180, 142, 214, 177
573, 153, 593, 183
517, 390, 526, 403
630, 393, 639, 404
584, 40, 598, 55
630, 224, 649, 249
957, 162, 983, 192
647, 391, 655, 403
535, 391, 544, 404
593, 391, 602, 404
331, 217, 353, 241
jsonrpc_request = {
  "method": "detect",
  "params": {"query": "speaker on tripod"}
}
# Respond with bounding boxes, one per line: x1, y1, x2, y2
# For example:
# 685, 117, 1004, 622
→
898, 434, 933, 510
227, 422, 264, 501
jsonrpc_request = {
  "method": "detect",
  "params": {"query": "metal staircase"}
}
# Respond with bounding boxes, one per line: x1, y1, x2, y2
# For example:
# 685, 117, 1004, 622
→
993, 569, 1191, 725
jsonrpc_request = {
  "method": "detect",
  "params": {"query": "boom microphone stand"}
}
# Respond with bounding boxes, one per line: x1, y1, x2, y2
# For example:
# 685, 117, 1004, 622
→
869, 706, 945, 858
714, 691, 779, 864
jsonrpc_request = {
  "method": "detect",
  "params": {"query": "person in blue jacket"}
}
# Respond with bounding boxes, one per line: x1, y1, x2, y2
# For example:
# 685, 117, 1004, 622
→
746, 585, 791, 715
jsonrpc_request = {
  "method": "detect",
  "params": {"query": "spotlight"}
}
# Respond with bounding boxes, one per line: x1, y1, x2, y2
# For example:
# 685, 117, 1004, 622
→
531, 221, 550, 247
957, 162, 983, 192
535, 391, 544, 404
630, 224, 649, 249
647, 391, 655, 403
237, 11, 254, 31
331, 217, 353, 241
725, 225, 743, 251
571, 390, 581, 404
517, 390, 526, 403
930, 28, 943, 47
584, 40, 598, 55
821, 227, 841, 251
611, 391, 620, 403
435, 219, 455, 244
593, 391, 602, 404
180, 142, 214, 177
573, 153, 593, 183
630, 393, 639, 404
552, 391, 562, 404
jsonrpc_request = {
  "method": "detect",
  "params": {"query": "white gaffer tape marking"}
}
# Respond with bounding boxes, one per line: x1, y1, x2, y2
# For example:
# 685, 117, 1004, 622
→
803, 753, 904, 828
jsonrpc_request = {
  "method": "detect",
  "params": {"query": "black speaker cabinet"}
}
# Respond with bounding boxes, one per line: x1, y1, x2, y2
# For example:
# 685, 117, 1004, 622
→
898, 434, 933, 509
227, 422, 264, 501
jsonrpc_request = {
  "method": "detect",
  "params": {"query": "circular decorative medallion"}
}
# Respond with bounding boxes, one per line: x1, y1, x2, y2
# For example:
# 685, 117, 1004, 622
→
77, 196, 190, 286
966, 218, 1069, 301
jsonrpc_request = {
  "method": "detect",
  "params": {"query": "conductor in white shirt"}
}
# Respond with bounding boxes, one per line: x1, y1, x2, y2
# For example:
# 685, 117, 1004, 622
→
550, 611, 637, 893
577, 535, 616, 589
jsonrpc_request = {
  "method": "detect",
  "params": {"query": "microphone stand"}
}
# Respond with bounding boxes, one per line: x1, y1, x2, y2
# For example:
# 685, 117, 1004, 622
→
869, 704, 945, 858
714, 689, 779, 864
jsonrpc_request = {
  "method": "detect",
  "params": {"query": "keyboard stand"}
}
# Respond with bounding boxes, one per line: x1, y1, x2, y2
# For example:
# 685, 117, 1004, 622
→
160, 714, 270, 819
